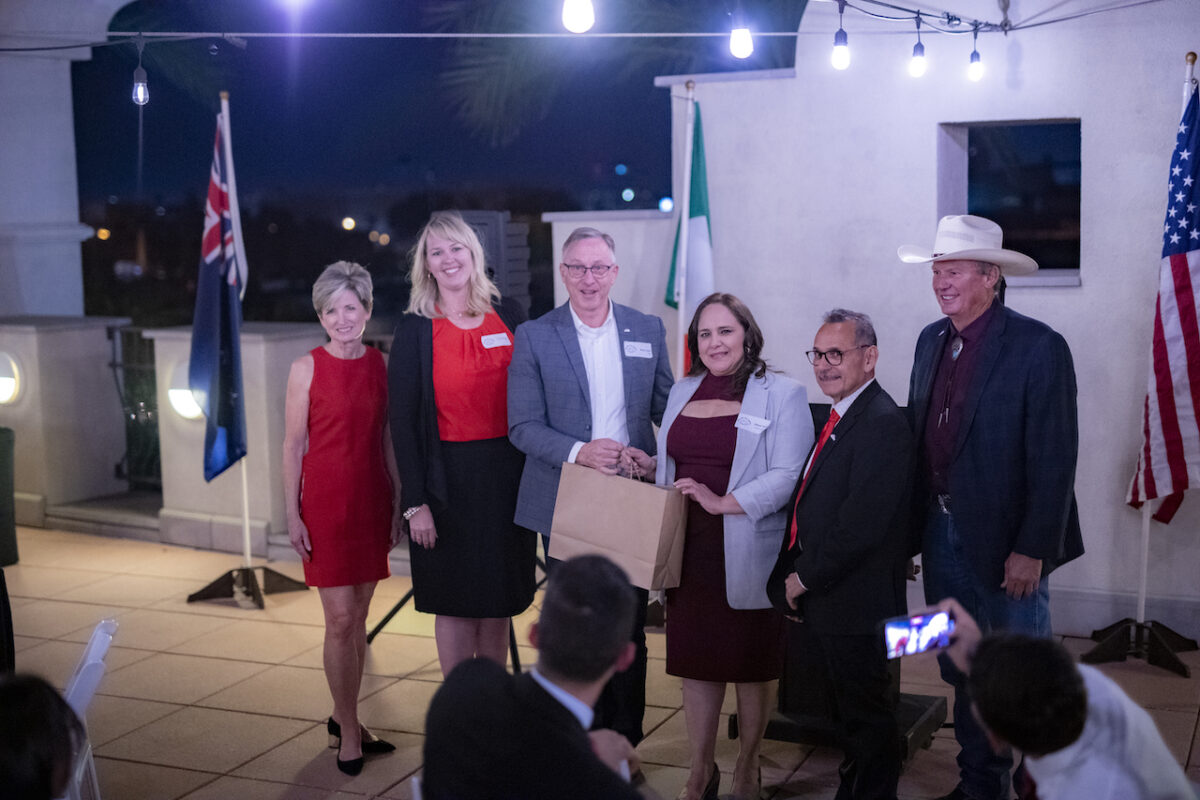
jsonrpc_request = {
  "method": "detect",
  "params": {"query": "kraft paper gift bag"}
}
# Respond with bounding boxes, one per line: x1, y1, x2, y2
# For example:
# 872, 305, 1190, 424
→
548, 462, 687, 590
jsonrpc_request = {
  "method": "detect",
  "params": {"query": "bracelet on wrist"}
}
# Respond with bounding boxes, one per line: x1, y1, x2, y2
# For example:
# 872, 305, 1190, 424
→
403, 505, 422, 520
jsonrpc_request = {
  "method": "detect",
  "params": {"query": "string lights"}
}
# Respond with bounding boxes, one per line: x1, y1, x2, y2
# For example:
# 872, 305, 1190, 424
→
131, 35, 149, 105
830, 0, 850, 70
561, 0, 595, 33
968, 24, 984, 81
908, 13, 926, 78
728, 3, 754, 59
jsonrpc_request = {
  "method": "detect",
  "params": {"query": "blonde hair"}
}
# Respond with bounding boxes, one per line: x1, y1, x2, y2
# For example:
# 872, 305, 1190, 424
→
406, 211, 501, 319
313, 261, 373, 315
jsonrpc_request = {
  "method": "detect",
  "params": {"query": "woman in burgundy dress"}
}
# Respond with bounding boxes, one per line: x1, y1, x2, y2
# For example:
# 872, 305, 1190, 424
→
626, 293, 812, 800
389, 211, 536, 677
283, 261, 404, 775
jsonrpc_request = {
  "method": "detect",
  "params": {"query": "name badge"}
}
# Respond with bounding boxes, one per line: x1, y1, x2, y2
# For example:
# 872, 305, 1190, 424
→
481, 332, 511, 349
735, 414, 771, 434
623, 341, 652, 358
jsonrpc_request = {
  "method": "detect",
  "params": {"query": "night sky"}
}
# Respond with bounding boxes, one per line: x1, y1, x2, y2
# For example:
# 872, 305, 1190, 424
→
71, 1, 801, 219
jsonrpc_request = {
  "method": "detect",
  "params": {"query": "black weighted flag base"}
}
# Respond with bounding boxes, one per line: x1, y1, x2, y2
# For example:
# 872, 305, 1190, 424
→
187, 566, 308, 610
1081, 617, 1197, 678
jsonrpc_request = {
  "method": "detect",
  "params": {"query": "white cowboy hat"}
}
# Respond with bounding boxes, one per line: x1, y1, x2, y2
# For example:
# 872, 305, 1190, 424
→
897, 214, 1038, 275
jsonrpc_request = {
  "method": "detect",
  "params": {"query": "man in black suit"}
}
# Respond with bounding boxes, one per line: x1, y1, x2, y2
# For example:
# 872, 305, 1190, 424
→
898, 215, 1083, 800
768, 309, 913, 800
422, 555, 657, 800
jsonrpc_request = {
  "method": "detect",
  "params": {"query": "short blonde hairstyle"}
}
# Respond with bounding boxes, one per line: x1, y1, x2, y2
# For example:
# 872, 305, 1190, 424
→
313, 261, 373, 315
406, 211, 501, 319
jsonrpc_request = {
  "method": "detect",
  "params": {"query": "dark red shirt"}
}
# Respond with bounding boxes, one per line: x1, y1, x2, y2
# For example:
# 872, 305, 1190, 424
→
923, 300, 998, 495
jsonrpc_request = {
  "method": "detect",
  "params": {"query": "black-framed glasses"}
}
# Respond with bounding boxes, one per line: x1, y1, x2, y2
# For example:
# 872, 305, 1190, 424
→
806, 344, 871, 366
562, 263, 615, 279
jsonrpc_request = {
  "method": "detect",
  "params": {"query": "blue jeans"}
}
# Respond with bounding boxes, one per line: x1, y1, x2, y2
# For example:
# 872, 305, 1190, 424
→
922, 510, 1050, 800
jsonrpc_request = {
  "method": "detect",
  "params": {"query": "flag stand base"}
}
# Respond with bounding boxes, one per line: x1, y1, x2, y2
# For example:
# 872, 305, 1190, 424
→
1081, 618, 1197, 678
187, 567, 308, 610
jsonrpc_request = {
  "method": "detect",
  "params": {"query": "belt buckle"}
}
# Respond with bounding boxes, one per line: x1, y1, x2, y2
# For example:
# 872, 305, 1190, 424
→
936, 494, 951, 515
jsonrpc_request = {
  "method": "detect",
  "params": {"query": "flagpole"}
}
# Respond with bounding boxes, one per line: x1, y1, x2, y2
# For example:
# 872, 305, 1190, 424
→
675, 80, 696, 377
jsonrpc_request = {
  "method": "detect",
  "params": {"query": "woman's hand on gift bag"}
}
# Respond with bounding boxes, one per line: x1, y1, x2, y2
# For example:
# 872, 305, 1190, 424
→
673, 478, 745, 516
619, 446, 656, 479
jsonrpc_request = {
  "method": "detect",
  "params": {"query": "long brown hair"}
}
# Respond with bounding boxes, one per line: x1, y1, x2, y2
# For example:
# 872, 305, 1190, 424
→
686, 292, 769, 394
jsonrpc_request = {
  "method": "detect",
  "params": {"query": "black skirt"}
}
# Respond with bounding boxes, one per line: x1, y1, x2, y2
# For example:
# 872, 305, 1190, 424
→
409, 437, 537, 617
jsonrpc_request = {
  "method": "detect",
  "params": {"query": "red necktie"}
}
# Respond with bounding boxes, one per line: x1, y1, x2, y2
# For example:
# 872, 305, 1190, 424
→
787, 409, 840, 548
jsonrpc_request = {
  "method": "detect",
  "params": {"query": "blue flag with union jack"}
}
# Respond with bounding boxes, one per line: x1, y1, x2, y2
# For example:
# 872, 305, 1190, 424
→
189, 104, 248, 482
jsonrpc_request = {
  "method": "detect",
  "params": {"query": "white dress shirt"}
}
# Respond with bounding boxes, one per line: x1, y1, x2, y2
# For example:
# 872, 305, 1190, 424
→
530, 667, 594, 730
567, 301, 629, 463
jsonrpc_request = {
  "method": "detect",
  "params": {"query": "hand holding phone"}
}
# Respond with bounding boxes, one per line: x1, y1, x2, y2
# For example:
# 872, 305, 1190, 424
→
882, 610, 955, 659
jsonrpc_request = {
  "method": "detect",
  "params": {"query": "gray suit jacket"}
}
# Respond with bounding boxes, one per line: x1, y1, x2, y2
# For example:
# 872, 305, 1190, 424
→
508, 302, 674, 534
655, 371, 812, 609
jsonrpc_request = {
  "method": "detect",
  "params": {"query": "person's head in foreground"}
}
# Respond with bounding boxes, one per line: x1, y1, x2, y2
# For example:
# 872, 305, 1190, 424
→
0, 673, 85, 800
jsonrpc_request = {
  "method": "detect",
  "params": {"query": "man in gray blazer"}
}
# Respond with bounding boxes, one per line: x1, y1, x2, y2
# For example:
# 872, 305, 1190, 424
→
508, 226, 674, 745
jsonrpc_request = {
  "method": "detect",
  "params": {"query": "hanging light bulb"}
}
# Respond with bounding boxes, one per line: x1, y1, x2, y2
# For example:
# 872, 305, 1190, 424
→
729, 26, 754, 58
561, 0, 595, 33
131, 37, 149, 105
908, 15, 927, 77
967, 26, 984, 81
830, 0, 850, 70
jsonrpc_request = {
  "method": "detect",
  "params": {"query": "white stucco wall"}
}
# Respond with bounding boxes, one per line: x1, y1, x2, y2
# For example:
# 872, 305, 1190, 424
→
633, 0, 1200, 634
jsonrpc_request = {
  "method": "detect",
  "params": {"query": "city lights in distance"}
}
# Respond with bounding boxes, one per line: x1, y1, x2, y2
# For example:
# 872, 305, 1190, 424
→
615, 163, 628, 176
621, 188, 635, 202
96, 228, 111, 241
368, 230, 380, 242
659, 197, 674, 213
341, 217, 356, 231
378, 233, 391, 246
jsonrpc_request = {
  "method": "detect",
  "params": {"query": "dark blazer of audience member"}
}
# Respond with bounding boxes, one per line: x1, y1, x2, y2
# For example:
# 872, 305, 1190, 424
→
422, 556, 652, 800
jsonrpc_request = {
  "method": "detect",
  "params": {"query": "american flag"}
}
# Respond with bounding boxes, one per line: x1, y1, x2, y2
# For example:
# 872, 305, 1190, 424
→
1128, 83, 1200, 522
188, 100, 248, 481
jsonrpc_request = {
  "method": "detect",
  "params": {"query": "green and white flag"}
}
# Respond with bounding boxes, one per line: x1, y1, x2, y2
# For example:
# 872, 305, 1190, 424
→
665, 102, 714, 314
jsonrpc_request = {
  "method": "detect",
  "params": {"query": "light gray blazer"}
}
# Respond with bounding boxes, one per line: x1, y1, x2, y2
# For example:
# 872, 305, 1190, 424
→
655, 371, 813, 609
508, 302, 674, 535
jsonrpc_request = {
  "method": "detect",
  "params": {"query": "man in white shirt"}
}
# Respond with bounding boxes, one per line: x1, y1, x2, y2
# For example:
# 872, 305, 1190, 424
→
508, 226, 673, 745
938, 597, 1197, 800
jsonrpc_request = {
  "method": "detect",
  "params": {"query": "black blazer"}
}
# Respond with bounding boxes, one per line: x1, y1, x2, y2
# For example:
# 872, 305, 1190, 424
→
907, 304, 1084, 588
388, 297, 526, 513
767, 381, 913, 636
423, 658, 643, 800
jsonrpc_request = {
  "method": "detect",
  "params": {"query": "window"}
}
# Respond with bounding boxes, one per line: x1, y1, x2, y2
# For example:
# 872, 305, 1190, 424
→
938, 120, 1082, 287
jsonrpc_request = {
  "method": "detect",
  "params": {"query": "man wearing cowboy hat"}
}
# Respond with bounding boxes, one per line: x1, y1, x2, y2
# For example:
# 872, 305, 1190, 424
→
899, 215, 1084, 800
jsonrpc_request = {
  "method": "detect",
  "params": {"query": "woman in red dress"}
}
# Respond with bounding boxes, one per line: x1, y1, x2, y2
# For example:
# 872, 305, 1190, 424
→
282, 262, 404, 775
389, 211, 536, 676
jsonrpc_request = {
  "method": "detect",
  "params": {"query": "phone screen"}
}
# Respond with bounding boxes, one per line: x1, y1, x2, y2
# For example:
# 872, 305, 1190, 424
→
883, 610, 954, 659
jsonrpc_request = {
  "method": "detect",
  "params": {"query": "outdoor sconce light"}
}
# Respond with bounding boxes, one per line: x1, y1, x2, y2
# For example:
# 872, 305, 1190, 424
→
0, 352, 20, 405
168, 361, 204, 420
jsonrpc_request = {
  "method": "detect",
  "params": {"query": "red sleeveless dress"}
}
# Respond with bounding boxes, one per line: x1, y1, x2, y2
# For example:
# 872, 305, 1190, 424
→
300, 346, 392, 587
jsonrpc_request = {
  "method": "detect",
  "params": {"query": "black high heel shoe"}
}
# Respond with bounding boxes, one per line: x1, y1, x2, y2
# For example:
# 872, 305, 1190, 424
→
327, 717, 396, 754
336, 738, 364, 776
702, 762, 720, 800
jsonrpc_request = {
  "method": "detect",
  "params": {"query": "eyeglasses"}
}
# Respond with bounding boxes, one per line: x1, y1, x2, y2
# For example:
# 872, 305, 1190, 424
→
806, 344, 871, 366
562, 263, 615, 279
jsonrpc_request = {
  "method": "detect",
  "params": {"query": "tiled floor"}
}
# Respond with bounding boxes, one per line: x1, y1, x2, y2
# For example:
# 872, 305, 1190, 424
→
7, 525, 1200, 799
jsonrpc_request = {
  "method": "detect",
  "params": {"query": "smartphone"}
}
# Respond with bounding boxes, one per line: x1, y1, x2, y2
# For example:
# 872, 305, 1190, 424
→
882, 610, 954, 659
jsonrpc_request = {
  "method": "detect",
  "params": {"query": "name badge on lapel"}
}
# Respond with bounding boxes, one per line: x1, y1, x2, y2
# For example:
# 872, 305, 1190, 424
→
481, 332, 511, 349
734, 414, 771, 434
623, 341, 652, 358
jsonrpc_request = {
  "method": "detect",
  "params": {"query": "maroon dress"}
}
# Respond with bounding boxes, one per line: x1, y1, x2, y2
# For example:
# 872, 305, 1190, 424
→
664, 372, 785, 682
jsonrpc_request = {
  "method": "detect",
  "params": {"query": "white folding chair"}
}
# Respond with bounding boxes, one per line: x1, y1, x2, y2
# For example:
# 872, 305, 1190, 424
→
57, 618, 118, 800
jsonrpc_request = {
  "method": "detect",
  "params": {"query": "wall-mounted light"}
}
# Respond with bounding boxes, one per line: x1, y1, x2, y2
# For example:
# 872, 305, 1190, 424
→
168, 361, 204, 420
0, 352, 20, 405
